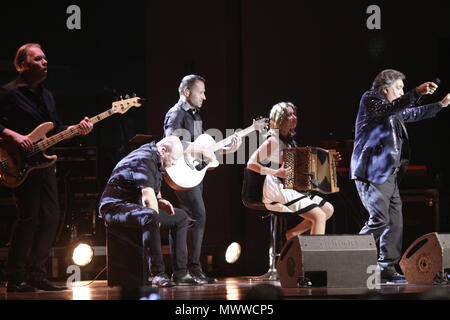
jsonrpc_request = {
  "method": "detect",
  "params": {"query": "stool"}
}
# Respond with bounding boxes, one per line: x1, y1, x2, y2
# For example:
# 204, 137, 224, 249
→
242, 168, 289, 281
106, 225, 150, 287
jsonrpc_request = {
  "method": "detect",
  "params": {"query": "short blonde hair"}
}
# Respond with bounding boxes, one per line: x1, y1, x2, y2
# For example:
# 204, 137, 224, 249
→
269, 101, 297, 135
14, 43, 41, 72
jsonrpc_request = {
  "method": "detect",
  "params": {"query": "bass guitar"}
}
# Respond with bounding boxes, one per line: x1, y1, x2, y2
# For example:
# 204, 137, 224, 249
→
0, 97, 142, 188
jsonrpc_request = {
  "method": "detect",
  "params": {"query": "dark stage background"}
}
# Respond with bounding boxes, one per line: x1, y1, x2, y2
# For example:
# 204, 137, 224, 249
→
1, 0, 450, 277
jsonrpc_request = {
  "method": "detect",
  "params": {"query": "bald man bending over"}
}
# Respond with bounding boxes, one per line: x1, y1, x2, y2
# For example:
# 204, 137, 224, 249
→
99, 136, 201, 287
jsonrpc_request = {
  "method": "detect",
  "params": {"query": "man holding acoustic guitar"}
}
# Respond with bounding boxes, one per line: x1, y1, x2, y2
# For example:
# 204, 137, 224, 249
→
0, 43, 93, 292
164, 75, 242, 284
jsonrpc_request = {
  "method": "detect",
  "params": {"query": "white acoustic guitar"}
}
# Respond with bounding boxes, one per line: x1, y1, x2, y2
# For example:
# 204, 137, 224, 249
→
164, 117, 268, 190
0, 97, 143, 188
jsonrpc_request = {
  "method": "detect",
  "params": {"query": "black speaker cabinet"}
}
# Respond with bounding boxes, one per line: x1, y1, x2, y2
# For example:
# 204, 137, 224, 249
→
277, 234, 377, 288
106, 225, 149, 287
401, 189, 440, 251
399, 232, 450, 284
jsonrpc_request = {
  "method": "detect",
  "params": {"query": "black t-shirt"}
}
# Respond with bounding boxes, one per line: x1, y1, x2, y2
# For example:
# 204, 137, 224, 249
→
99, 142, 162, 213
393, 115, 406, 167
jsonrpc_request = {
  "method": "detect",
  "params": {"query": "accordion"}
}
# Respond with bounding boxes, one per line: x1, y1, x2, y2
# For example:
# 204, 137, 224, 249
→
283, 147, 339, 194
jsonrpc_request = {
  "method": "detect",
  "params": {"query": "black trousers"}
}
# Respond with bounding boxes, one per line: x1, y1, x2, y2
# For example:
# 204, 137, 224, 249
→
355, 173, 403, 272
7, 165, 60, 282
174, 183, 206, 272
102, 203, 189, 277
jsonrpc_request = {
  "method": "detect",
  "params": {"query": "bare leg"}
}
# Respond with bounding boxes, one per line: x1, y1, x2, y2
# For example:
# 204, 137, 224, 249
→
321, 202, 334, 220
300, 207, 327, 234
285, 203, 335, 239
285, 202, 335, 239
285, 220, 312, 241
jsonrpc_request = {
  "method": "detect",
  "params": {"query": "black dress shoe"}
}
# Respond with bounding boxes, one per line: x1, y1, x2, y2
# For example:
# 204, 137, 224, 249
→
381, 270, 407, 284
190, 269, 217, 284
152, 273, 175, 288
172, 272, 202, 286
7, 281, 37, 293
29, 278, 68, 291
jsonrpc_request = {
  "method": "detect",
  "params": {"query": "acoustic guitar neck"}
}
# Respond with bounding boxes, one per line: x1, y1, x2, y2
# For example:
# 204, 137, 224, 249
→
207, 125, 257, 152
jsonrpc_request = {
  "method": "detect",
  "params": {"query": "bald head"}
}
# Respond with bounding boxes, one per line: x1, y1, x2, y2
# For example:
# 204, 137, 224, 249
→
157, 136, 184, 169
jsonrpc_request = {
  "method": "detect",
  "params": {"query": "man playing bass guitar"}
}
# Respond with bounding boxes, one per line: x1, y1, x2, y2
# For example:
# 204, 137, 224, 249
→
0, 43, 93, 292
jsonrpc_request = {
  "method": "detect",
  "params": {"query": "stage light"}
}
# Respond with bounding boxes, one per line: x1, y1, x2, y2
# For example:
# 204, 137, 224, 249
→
225, 242, 241, 264
72, 243, 94, 266
64, 234, 106, 281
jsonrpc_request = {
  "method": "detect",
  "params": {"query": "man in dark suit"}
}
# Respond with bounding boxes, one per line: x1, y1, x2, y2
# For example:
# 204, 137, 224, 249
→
163, 75, 240, 283
350, 69, 450, 282
0, 43, 93, 292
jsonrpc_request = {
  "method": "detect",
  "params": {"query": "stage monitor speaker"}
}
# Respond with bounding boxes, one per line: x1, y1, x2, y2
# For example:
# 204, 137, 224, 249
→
106, 226, 149, 287
399, 232, 450, 284
277, 234, 377, 288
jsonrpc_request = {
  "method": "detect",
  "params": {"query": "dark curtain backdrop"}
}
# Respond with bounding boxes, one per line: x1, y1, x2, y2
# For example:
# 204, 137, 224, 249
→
1, 0, 449, 275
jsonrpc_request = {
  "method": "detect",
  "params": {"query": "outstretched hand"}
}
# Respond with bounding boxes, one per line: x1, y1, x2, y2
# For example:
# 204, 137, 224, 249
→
440, 93, 450, 108
416, 81, 438, 95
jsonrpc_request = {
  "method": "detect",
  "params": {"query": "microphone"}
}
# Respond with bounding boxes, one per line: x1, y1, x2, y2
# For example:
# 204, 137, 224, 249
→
432, 77, 441, 86
416, 77, 441, 105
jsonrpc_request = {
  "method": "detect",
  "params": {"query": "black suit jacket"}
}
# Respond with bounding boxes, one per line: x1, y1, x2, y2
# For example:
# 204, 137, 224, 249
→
350, 89, 442, 184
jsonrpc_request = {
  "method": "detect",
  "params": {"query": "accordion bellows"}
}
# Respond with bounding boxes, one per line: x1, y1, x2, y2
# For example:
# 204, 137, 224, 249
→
283, 147, 339, 194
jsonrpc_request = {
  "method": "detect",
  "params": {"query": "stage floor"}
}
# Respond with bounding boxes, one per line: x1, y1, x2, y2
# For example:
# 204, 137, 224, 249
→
1, 277, 449, 300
